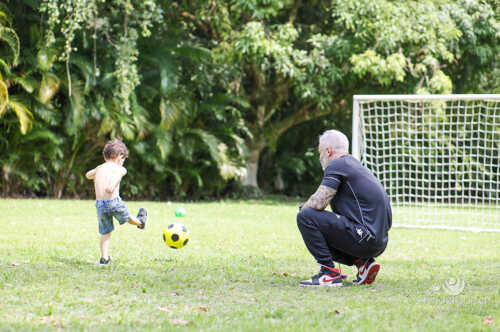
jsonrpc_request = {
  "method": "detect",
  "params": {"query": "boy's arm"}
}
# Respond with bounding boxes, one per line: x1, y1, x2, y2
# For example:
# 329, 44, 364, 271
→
85, 168, 96, 180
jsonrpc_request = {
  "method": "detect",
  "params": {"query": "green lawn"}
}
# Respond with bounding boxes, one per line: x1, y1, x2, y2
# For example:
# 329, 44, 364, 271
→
393, 204, 500, 230
0, 199, 498, 331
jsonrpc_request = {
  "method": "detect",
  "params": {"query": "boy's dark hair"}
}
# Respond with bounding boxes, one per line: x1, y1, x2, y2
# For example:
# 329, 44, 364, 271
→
103, 139, 129, 160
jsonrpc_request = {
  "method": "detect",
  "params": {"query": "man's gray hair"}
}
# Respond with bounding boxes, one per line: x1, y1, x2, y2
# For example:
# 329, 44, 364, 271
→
319, 130, 349, 154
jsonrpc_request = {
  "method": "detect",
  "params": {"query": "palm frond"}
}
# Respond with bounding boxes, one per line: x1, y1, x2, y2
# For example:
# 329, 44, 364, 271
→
141, 48, 180, 96
160, 98, 184, 131
58, 75, 87, 121
0, 79, 8, 116
61, 78, 87, 138
176, 45, 211, 63
98, 115, 114, 136
0, 58, 9, 76
15, 74, 38, 94
24, 128, 63, 145
39, 73, 60, 103
20, 0, 40, 11
154, 127, 173, 160
37, 48, 57, 72
231, 133, 248, 159
118, 115, 136, 140
203, 93, 252, 110
70, 55, 95, 93
8, 99, 33, 134
188, 128, 224, 166
0, 3, 13, 26
184, 168, 203, 188
165, 166, 182, 185
177, 134, 196, 162
0, 26, 20, 65
32, 100, 59, 126
130, 93, 151, 140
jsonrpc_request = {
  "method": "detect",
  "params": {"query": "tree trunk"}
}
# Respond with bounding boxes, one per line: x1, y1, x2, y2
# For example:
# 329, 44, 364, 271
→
239, 103, 336, 193
240, 144, 264, 193
274, 170, 285, 192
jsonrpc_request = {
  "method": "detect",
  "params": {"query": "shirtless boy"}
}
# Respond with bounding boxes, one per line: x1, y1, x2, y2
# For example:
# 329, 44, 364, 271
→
85, 139, 148, 265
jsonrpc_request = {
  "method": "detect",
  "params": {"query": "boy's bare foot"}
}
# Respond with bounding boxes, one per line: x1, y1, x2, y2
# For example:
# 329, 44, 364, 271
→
137, 208, 148, 229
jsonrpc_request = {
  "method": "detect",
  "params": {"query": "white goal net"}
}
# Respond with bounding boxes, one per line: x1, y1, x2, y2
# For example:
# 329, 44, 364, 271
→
352, 95, 500, 232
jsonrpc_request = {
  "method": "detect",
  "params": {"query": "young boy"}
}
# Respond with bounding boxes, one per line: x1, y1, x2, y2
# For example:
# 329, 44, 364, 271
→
85, 139, 148, 265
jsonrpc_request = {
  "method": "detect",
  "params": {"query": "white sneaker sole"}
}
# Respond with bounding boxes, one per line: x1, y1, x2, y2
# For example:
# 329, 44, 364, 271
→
355, 262, 380, 285
299, 283, 343, 288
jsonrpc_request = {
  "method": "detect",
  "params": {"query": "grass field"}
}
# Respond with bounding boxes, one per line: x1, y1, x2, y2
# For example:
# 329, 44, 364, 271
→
393, 204, 500, 230
0, 199, 498, 331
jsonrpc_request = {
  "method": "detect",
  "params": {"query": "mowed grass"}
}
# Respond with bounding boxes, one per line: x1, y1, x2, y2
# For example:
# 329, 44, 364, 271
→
0, 199, 498, 331
394, 205, 500, 230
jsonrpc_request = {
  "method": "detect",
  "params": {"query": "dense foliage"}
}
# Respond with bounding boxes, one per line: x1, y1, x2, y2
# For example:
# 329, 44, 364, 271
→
0, 0, 498, 199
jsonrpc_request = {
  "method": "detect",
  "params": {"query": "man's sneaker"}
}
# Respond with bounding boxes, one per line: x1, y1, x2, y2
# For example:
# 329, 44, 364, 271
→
99, 257, 111, 265
137, 208, 148, 229
300, 265, 344, 287
353, 258, 380, 285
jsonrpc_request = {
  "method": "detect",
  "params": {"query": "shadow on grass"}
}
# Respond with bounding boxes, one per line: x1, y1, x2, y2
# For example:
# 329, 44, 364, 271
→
51, 256, 95, 267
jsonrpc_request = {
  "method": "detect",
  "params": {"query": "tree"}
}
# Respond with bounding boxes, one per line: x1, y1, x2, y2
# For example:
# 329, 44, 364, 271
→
1, 0, 163, 197
1, 0, 498, 199
128, 9, 249, 199
173, 1, 348, 191
1, 0, 249, 199
175, 0, 499, 192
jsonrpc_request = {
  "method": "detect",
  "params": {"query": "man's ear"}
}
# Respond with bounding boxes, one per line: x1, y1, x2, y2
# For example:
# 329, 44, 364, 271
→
327, 147, 334, 157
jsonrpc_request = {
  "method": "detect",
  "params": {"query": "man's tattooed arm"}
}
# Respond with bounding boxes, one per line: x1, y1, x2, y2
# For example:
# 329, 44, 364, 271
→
300, 185, 337, 211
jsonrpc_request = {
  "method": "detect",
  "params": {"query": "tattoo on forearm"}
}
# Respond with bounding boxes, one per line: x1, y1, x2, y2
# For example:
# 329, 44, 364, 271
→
302, 185, 336, 211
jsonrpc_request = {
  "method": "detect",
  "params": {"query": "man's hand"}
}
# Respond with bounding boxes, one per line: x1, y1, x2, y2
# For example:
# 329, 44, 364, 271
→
301, 185, 337, 211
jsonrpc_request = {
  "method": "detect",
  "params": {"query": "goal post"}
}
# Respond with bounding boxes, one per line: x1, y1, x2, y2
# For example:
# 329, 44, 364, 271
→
352, 94, 500, 232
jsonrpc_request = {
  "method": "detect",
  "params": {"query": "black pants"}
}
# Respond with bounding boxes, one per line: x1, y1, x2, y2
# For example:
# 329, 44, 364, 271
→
297, 208, 386, 266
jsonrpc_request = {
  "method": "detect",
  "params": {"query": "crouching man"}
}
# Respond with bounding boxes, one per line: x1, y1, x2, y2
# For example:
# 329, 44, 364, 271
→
297, 130, 392, 287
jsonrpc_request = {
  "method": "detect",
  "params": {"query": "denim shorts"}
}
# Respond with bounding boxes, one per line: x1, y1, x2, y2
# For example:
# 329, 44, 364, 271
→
96, 197, 131, 234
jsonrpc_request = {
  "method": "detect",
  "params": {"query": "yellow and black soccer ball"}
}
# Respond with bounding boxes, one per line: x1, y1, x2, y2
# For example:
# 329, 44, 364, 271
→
163, 223, 190, 249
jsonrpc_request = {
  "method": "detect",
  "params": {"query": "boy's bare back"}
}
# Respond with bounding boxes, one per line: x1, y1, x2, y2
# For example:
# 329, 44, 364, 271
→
87, 162, 127, 200
86, 139, 129, 200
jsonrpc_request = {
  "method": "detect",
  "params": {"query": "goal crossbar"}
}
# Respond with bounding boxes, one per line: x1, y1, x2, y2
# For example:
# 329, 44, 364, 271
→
354, 94, 500, 101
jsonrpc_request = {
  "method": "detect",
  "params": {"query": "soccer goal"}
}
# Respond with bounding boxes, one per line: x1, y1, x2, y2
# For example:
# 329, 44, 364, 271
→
352, 94, 500, 232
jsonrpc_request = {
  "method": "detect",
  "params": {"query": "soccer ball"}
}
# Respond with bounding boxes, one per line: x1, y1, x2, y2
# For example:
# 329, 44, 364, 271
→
174, 207, 186, 217
163, 223, 190, 249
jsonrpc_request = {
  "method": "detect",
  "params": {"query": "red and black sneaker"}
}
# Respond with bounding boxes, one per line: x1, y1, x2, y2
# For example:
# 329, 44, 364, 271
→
300, 265, 344, 287
353, 258, 380, 285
